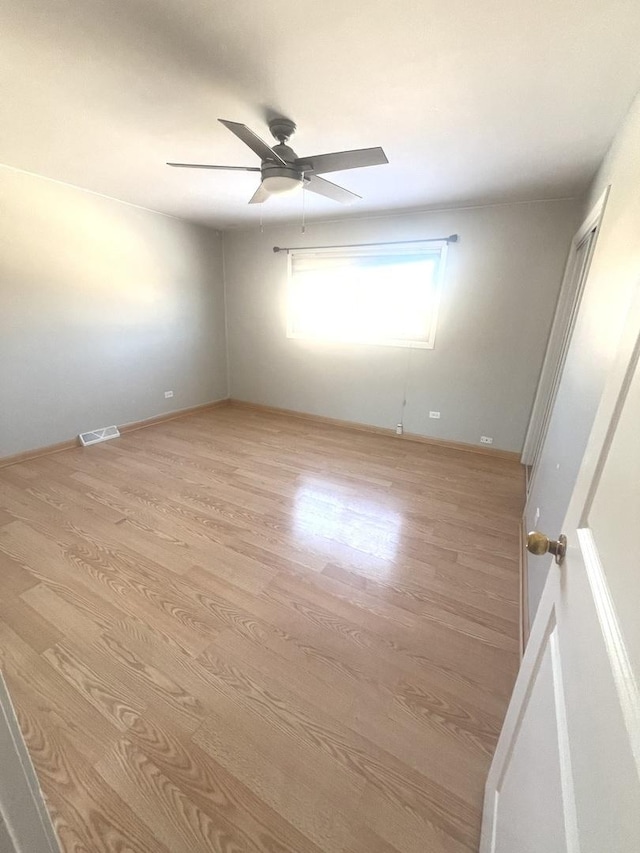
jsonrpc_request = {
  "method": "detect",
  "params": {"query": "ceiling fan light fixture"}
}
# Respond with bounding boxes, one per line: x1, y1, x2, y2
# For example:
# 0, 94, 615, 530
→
261, 174, 303, 196
169, 117, 387, 205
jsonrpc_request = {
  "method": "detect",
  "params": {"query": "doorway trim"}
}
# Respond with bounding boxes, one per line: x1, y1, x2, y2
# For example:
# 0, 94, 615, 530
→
521, 188, 609, 471
0, 675, 59, 852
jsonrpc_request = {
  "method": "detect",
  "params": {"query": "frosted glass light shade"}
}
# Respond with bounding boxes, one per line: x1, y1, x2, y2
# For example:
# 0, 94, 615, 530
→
262, 175, 303, 195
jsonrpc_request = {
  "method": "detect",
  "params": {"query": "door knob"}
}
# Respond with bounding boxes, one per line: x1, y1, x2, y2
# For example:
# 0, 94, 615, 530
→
526, 531, 567, 565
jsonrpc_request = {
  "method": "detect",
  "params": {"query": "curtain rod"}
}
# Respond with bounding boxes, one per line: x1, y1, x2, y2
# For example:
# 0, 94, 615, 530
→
272, 234, 458, 253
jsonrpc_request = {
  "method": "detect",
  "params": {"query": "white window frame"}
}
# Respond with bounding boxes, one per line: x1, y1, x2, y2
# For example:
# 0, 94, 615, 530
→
286, 241, 449, 350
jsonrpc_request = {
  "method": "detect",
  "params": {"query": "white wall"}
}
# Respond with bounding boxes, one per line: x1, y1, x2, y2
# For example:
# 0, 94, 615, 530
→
0, 167, 228, 458
223, 200, 578, 453
526, 90, 640, 623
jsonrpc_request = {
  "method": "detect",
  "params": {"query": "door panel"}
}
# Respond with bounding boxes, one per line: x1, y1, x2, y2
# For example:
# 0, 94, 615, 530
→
588, 345, 640, 665
567, 530, 640, 852
492, 616, 573, 853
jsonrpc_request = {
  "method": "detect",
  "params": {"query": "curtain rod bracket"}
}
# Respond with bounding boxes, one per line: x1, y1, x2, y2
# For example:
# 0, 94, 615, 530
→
273, 234, 458, 254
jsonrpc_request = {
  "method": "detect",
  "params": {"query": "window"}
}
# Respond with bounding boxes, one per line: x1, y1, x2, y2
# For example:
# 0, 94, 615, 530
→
287, 241, 448, 349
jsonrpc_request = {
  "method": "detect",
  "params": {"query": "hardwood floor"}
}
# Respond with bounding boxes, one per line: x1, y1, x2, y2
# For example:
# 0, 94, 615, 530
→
0, 406, 524, 852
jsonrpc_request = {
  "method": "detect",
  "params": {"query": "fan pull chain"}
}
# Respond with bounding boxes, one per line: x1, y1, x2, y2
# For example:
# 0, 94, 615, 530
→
260, 209, 264, 233
399, 343, 414, 427
301, 181, 306, 234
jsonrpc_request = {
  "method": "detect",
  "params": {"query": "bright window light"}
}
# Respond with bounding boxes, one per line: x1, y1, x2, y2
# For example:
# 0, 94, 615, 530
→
287, 242, 447, 349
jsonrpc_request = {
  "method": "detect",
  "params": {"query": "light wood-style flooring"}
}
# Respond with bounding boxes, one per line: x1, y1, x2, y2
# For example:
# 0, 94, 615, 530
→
0, 406, 524, 853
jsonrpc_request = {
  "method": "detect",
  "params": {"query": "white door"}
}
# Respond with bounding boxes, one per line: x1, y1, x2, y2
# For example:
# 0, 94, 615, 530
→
480, 285, 640, 852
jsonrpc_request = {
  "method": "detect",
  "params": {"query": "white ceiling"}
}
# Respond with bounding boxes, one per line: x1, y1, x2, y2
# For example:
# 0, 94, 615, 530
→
2, 0, 640, 228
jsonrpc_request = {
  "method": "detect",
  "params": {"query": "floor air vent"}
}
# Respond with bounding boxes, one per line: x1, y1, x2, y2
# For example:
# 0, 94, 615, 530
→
79, 425, 120, 447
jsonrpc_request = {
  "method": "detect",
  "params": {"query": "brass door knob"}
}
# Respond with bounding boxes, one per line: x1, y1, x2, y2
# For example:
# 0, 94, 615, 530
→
526, 531, 567, 565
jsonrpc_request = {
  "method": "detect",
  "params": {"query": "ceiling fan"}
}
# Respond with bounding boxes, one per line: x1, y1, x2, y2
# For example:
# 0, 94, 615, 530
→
167, 117, 388, 205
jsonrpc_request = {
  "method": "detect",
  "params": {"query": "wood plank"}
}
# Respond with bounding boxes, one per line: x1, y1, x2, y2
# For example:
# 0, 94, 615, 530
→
8, 687, 171, 853
96, 725, 327, 853
0, 406, 524, 852
0, 595, 65, 653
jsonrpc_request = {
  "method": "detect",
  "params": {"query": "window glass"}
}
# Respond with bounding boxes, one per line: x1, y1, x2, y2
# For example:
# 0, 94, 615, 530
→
287, 243, 447, 349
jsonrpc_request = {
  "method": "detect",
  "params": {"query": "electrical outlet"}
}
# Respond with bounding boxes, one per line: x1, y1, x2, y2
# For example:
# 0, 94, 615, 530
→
164, 390, 174, 399
395, 423, 403, 435
429, 411, 441, 419
480, 435, 493, 445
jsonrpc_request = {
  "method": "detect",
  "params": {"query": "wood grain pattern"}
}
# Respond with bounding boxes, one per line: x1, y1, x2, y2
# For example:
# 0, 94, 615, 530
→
0, 406, 524, 852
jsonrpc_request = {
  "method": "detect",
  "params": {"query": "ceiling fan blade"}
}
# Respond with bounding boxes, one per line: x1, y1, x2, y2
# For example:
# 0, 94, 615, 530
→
218, 119, 287, 165
167, 163, 261, 171
304, 175, 361, 204
248, 184, 270, 204
296, 146, 388, 176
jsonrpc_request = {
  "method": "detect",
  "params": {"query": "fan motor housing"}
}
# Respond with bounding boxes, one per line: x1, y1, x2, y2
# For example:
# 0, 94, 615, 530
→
262, 142, 302, 181
270, 143, 297, 163
268, 117, 296, 144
